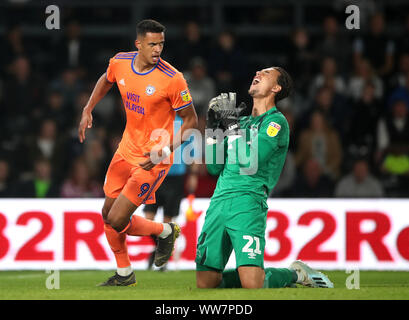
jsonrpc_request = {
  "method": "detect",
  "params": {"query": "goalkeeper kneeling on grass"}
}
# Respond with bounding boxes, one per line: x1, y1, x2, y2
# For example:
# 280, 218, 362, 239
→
195, 67, 334, 289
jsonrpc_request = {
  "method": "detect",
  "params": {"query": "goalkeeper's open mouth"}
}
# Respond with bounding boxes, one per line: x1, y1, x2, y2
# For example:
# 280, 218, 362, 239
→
252, 77, 260, 85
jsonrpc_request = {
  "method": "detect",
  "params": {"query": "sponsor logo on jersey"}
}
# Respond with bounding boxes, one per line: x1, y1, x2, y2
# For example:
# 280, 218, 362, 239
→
266, 122, 281, 137
146, 85, 155, 96
248, 252, 257, 259
180, 89, 191, 102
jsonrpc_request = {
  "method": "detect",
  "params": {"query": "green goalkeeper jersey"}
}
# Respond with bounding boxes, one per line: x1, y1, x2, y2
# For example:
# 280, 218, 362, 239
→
206, 106, 289, 203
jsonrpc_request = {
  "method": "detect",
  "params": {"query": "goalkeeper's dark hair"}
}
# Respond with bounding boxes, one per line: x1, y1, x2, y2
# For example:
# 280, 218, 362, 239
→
136, 19, 166, 38
274, 67, 293, 102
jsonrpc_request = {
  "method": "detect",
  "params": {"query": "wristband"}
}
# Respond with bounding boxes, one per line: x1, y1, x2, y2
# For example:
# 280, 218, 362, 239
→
206, 137, 218, 145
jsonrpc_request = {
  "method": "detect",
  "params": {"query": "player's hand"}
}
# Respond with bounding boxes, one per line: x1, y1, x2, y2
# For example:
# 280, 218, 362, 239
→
211, 92, 243, 121
78, 108, 93, 143
216, 92, 237, 114
206, 92, 237, 134
138, 155, 156, 171
219, 99, 247, 135
139, 146, 171, 171
206, 97, 222, 130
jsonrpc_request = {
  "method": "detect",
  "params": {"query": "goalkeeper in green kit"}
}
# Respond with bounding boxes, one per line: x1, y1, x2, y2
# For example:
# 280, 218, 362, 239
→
195, 67, 334, 289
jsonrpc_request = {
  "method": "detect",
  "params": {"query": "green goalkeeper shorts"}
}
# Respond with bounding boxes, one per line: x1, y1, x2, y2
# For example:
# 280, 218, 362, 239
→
195, 194, 268, 272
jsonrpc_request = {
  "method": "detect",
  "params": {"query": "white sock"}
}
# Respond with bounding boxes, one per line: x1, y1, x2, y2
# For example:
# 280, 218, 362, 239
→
158, 223, 172, 239
117, 266, 132, 277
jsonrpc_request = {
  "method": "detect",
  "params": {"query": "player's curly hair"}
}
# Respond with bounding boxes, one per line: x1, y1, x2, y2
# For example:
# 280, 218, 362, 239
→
136, 19, 166, 37
273, 67, 293, 102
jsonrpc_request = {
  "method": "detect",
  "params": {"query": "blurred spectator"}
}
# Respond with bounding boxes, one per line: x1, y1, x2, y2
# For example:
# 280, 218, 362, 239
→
42, 90, 72, 131
64, 92, 91, 169
2, 56, 44, 139
53, 20, 93, 76
60, 157, 103, 198
287, 28, 316, 96
105, 94, 126, 135
185, 57, 216, 120
49, 67, 83, 109
15, 158, 59, 198
315, 15, 351, 74
301, 86, 347, 138
24, 119, 66, 180
269, 151, 296, 197
309, 56, 346, 99
376, 100, 409, 162
174, 21, 209, 71
353, 12, 395, 76
295, 110, 343, 179
346, 81, 383, 164
380, 142, 409, 197
381, 143, 409, 176
0, 159, 12, 197
208, 30, 248, 95
389, 54, 409, 89
91, 91, 116, 126
335, 159, 384, 197
283, 89, 310, 124
388, 72, 409, 109
0, 24, 27, 75
73, 90, 93, 123
396, 14, 409, 56
84, 137, 109, 183
291, 158, 334, 197
347, 59, 383, 101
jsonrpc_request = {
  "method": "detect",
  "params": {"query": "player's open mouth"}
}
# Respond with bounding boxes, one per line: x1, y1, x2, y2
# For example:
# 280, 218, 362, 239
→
152, 56, 159, 61
252, 78, 260, 85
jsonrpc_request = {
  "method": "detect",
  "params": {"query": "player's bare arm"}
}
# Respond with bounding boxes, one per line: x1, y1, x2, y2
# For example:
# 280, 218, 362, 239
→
78, 72, 113, 143
172, 105, 198, 152
139, 105, 198, 171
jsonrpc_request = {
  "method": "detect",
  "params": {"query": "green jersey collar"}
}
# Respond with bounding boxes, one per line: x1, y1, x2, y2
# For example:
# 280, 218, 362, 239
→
251, 106, 277, 119
265, 106, 277, 115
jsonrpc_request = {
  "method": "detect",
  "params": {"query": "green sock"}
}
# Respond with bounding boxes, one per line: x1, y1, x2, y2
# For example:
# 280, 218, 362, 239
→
218, 269, 242, 288
218, 268, 297, 288
263, 268, 297, 288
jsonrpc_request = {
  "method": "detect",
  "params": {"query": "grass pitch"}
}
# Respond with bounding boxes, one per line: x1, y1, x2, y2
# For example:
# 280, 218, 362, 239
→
0, 270, 408, 300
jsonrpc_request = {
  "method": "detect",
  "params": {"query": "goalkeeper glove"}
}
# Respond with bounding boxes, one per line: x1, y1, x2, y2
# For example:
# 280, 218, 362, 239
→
206, 96, 222, 130
220, 101, 247, 135
214, 92, 247, 135
206, 92, 238, 130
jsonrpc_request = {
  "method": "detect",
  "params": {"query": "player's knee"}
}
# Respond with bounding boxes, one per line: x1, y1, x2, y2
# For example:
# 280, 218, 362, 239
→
107, 213, 127, 233
196, 278, 216, 289
238, 266, 265, 289
196, 272, 221, 289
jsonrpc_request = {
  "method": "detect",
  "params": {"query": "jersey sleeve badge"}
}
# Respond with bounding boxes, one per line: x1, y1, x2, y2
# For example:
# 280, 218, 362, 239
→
181, 89, 191, 102
266, 122, 281, 137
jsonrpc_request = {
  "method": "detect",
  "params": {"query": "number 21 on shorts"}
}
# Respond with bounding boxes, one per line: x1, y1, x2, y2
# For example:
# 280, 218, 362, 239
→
242, 235, 262, 259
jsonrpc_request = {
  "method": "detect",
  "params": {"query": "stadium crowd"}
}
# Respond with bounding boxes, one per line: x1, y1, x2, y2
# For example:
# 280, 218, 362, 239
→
0, 9, 408, 199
